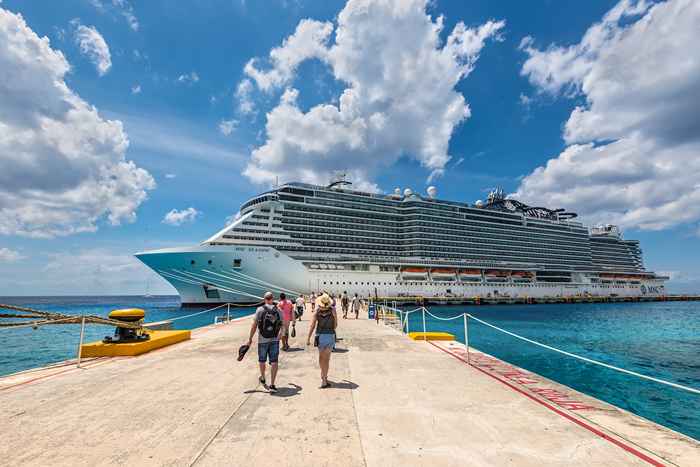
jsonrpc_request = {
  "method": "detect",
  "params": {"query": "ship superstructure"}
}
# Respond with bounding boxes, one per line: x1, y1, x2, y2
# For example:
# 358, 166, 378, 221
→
136, 181, 667, 304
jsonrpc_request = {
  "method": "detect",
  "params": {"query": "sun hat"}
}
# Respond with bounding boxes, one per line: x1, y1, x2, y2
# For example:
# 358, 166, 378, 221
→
316, 293, 332, 308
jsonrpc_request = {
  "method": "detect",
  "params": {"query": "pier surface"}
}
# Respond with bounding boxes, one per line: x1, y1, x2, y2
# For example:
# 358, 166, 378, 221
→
1, 314, 698, 466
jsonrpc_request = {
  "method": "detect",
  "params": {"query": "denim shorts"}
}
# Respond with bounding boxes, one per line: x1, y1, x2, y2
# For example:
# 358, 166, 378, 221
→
317, 334, 335, 350
258, 341, 279, 363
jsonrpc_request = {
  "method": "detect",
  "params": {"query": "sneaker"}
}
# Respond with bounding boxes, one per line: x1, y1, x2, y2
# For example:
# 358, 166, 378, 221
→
269, 384, 278, 393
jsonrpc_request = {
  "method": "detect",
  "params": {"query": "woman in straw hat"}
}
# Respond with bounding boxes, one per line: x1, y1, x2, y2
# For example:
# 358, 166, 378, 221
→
306, 293, 337, 388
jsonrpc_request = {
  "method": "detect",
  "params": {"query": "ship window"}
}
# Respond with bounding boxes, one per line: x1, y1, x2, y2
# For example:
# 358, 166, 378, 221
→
208, 260, 213, 265
233, 259, 242, 268
190, 260, 196, 265
203, 285, 220, 299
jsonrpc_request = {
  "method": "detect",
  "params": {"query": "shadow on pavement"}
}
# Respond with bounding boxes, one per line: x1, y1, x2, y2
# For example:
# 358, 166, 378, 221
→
327, 380, 358, 390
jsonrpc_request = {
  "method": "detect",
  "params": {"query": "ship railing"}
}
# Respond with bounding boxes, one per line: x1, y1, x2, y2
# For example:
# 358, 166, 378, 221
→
374, 304, 700, 396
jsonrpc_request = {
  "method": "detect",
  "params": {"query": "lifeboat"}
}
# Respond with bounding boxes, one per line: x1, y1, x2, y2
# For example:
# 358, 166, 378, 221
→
430, 268, 457, 281
402, 267, 428, 281
484, 269, 510, 282
459, 269, 482, 282
511, 271, 534, 282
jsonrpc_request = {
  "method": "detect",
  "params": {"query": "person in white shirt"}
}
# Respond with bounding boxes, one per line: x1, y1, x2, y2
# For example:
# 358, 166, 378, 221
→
295, 295, 305, 321
351, 294, 361, 319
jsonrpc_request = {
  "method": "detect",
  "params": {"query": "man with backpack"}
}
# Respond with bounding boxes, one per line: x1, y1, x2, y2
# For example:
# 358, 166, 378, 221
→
246, 291, 283, 393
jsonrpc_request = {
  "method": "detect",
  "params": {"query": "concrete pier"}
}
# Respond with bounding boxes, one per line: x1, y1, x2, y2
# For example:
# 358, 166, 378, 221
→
1, 315, 698, 466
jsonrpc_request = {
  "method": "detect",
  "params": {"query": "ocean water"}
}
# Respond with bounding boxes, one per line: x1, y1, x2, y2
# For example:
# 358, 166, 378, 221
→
403, 301, 700, 441
0, 296, 256, 377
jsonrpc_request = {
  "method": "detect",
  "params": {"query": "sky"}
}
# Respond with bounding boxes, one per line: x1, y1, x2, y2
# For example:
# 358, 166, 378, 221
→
0, 0, 699, 296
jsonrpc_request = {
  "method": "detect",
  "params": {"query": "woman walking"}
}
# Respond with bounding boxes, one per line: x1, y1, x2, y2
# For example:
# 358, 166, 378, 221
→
306, 293, 337, 388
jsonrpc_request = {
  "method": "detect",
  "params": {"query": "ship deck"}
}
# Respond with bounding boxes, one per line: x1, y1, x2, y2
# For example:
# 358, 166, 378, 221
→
1, 311, 697, 466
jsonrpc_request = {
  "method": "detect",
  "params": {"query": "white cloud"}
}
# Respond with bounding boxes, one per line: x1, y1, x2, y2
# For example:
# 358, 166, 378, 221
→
177, 71, 199, 84
162, 207, 200, 226
235, 78, 255, 114
164, 173, 176, 179
242, 0, 504, 190
91, 0, 139, 31
112, 0, 139, 31
218, 119, 237, 136
131, 83, 141, 94
516, 0, 700, 231
73, 21, 112, 76
244, 19, 333, 92
0, 247, 24, 262
0, 8, 155, 238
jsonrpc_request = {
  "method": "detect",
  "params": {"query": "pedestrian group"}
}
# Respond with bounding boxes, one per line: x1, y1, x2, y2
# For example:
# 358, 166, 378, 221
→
245, 290, 364, 392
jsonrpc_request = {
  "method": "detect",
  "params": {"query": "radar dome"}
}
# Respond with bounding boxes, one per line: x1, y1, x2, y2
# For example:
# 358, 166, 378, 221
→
475, 200, 484, 207
427, 186, 437, 198
394, 187, 401, 196
403, 188, 413, 197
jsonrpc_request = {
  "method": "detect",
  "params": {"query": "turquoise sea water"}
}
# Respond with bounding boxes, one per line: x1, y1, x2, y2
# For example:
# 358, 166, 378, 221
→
404, 301, 700, 441
0, 296, 256, 376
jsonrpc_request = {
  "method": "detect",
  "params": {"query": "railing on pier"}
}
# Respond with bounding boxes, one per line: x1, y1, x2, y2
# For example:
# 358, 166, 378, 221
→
372, 303, 700, 396
0, 302, 247, 369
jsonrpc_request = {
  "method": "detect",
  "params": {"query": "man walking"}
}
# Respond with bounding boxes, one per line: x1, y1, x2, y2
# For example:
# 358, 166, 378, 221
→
341, 291, 349, 319
277, 292, 295, 351
246, 292, 282, 393
351, 293, 361, 319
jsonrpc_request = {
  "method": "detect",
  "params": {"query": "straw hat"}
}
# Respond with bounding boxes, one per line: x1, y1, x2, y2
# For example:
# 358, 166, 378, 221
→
316, 293, 332, 308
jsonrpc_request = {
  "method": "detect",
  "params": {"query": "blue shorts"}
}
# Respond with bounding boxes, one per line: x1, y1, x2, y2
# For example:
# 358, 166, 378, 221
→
317, 334, 335, 350
258, 341, 279, 363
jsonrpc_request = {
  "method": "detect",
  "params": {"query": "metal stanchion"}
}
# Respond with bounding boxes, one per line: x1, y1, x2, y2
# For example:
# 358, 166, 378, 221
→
422, 307, 427, 341
463, 313, 470, 364
76, 315, 86, 368
226, 303, 230, 322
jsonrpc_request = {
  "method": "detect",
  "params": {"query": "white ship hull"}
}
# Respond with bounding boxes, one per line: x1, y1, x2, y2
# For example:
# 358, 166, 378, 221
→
136, 244, 667, 305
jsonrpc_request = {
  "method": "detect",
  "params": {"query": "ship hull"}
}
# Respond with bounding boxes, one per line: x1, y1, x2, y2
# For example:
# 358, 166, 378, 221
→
136, 244, 667, 306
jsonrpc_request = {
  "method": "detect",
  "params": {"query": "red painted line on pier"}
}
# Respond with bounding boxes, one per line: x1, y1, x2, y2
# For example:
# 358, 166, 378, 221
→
428, 341, 665, 467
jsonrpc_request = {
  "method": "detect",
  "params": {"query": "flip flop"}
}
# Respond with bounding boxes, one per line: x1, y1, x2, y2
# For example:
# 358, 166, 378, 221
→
237, 344, 250, 361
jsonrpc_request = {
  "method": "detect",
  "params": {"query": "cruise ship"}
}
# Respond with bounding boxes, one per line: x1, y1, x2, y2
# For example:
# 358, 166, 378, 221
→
136, 180, 667, 305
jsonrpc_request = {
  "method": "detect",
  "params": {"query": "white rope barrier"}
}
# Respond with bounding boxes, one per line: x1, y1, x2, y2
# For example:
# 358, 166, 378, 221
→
413, 305, 699, 395
424, 308, 464, 321
465, 313, 700, 395
165, 303, 232, 323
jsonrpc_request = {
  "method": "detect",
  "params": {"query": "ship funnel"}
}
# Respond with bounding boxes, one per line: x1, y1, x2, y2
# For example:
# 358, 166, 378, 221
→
427, 186, 437, 198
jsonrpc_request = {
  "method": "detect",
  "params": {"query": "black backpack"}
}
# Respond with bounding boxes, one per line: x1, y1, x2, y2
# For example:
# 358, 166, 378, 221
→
258, 305, 281, 339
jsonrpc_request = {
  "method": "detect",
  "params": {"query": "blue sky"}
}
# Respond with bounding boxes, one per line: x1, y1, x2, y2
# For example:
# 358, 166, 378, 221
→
0, 0, 698, 295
